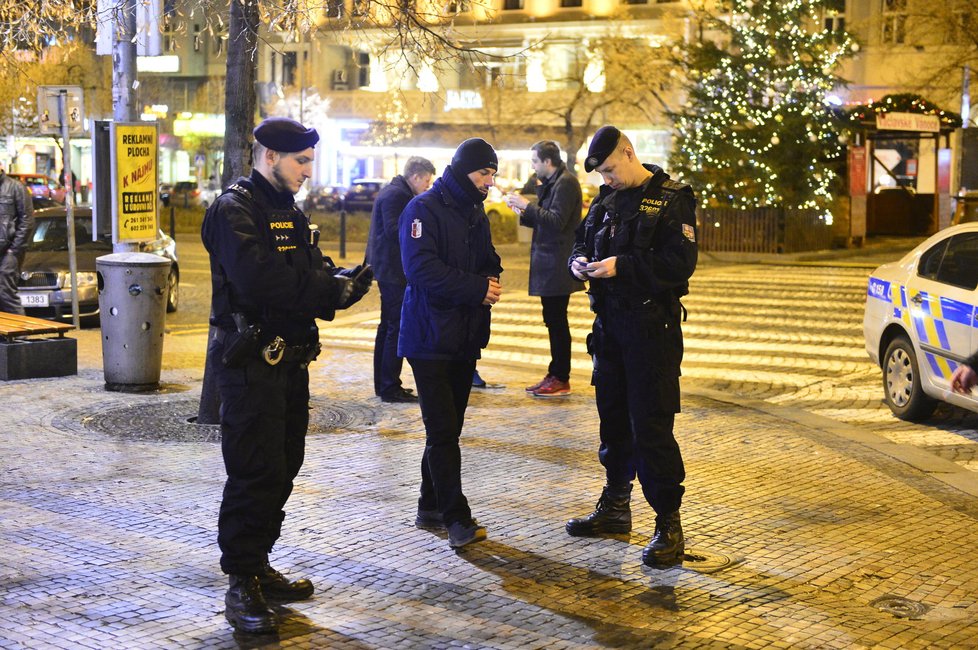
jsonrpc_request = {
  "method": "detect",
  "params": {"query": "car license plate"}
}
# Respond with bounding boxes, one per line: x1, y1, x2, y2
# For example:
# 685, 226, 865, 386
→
20, 293, 49, 307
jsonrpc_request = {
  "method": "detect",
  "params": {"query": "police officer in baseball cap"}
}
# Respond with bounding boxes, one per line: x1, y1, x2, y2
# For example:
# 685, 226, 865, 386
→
202, 116, 372, 634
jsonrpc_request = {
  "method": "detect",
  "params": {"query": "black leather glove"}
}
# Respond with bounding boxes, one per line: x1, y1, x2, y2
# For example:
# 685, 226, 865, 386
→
334, 264, 373, 309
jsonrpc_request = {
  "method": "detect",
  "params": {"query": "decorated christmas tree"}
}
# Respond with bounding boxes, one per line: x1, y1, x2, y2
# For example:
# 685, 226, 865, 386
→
669, 0, 855, 215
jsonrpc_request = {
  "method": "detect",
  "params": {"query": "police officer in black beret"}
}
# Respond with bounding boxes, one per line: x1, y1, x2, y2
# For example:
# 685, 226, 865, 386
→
566, 125, 697, 567
202, 116, 372, 634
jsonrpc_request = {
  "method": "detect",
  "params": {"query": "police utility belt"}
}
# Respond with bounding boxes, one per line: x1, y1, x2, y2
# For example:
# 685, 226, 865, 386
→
217, 313, 321, 368
589, 293, 688, 321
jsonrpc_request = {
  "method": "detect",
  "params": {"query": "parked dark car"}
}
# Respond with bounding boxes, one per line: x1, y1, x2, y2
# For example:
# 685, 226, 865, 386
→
17, 206, 179, 324
303, 185, 344, 211
342, 178, 386, 212
168, 180, 201, 207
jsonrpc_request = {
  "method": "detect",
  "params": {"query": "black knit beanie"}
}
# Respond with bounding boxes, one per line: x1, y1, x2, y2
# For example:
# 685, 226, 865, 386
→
451, 138, 498, 177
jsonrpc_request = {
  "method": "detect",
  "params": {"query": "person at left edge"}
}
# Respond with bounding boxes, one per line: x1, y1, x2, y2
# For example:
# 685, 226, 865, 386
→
366, 156, 436, 403
201, 116, 372, 635
0, 167, 33, 315
399, 137, 503, 549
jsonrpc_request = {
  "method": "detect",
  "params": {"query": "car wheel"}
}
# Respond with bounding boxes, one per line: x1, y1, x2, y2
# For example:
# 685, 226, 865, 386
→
882, 336, 937, 421
166, 268, 179, 313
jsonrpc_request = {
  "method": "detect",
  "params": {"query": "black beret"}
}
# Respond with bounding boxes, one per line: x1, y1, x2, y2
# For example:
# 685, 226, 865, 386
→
584, 125, 622, 173
451, 138, 498, 177
253, 117, 320, 152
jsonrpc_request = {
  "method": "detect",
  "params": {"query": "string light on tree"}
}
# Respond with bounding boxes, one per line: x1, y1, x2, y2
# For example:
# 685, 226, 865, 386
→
669, 0, 855, 218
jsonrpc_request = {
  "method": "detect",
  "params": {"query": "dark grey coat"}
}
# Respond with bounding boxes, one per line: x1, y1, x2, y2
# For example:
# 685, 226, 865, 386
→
366, 175, 413, 286
520, 163, 584, 297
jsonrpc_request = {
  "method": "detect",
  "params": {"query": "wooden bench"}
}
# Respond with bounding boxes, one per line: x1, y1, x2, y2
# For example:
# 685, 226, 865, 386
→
0, 312, 77, 379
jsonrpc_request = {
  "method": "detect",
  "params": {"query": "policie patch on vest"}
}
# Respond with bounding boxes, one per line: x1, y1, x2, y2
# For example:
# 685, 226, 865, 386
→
682, 223, 696, 242
411, 218, 422, 239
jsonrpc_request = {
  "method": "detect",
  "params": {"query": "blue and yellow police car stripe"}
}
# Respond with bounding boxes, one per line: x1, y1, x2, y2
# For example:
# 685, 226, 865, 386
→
867, 276, 975, 381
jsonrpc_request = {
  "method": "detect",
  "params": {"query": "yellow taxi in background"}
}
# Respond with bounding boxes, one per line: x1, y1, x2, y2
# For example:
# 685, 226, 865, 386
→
863, 223, 978, 420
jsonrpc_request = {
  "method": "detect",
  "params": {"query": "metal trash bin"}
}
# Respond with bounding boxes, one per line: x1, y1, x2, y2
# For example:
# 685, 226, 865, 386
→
96, 252, 172, 392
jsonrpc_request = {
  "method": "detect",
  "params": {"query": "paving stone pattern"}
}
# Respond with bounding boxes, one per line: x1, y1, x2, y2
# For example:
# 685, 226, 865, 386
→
303, 261, 978, 475
3, 341, 978, 648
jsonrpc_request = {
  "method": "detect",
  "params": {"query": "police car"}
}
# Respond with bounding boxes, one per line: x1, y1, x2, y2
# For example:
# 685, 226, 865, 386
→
863, 223, 978, 421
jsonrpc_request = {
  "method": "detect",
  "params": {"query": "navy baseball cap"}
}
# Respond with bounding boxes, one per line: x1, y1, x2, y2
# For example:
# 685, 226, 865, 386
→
584, 126, 622, 173
253, 117, 320, 152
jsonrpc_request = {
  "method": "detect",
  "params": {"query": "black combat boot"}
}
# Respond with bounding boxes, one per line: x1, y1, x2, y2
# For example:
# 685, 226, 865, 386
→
225, 574, 279, 634
565, 484, 632, 536
259, 563, 315, 602
642, 511, 684, 567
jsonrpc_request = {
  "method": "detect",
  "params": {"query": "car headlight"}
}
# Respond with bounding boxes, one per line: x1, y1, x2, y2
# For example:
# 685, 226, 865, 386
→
61, 271, 98, 288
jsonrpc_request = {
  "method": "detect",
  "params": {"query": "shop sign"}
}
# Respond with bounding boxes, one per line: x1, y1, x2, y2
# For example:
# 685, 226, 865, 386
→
445, 90, 483, 112
875, 112, 940, 133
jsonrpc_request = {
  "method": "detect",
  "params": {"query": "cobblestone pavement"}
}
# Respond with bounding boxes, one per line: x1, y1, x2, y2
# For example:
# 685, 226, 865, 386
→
5, 237, 978, 648
211, 243, 978, 476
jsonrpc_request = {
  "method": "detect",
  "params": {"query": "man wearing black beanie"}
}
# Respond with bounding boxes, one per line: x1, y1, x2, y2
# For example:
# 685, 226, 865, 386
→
398, 138, 503, 549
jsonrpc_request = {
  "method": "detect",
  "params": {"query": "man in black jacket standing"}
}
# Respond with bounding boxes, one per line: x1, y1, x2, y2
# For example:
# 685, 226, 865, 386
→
366, 156, 436, 403
201, 117, 371, 634
565, 126, 697, 568
505, 140, 584, 397
0, 169, 33, 315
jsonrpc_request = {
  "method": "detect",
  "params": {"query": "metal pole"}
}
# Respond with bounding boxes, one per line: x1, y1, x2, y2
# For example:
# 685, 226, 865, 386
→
339, 201, 347, 259
59, 91, 80, 330
112, 0, 138, 253
962, 65, 971, 128
169, 203, 175, 239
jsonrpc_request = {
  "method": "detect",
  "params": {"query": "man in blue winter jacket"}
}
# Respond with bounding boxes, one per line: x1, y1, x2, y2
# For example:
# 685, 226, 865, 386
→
398, 138, 503, 549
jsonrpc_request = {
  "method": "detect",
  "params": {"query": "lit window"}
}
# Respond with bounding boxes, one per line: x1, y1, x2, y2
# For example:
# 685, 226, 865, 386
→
823, 0, 845, 34
881, 0, 907, 44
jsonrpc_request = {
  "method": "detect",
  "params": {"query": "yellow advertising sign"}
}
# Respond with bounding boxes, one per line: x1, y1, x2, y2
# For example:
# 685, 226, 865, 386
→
113, 123, 158, 241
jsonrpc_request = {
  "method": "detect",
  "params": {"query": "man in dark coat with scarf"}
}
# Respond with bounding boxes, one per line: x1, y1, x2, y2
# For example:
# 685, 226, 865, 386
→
398, 138, 503, 549
505, 140, 584, 397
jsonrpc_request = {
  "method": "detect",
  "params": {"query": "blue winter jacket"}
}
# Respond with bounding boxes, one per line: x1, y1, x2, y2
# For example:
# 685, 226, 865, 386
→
397, 165, 503, 361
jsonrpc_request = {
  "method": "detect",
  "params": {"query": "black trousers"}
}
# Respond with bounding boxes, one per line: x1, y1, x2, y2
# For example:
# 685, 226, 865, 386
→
541, 294, 572, 382
408, 357, 476, 526
590, 305, 686, 515
0, 253, 24, 315
374, 281, 406, 397
216, 349, 310, 575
